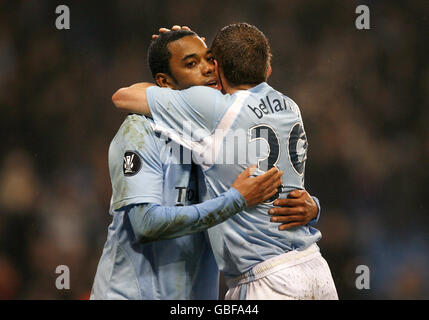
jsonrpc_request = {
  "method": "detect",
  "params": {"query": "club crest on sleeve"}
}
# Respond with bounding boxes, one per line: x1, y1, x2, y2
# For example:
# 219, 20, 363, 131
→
123, 151, 142, 176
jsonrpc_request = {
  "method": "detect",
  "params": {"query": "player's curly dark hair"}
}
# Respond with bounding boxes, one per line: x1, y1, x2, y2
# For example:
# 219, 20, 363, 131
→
211, 23, 272, 86
147, 29, 197, 82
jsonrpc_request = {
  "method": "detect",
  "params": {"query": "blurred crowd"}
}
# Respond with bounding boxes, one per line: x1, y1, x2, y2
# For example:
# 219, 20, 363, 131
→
0, 0, 428, 299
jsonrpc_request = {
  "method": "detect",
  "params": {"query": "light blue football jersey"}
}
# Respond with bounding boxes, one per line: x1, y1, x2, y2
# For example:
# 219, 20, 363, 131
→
90, 114, 219, 299
146, 83, 322, 278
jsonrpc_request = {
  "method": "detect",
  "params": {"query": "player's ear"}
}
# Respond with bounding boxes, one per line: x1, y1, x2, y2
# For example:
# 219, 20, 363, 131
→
217, 65, 229, 94
155, 73, 175, 89
266, 64, 272, 79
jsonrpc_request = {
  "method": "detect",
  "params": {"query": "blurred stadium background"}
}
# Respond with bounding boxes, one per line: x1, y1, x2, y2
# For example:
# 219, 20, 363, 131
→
0, 0, 428, 299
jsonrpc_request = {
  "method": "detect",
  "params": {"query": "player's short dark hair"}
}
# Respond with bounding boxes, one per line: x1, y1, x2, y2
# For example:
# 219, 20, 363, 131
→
211, 23, 271, 86
147, 30, 197, 80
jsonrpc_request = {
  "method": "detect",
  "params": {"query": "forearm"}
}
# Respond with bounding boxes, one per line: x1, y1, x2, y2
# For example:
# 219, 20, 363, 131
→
112, 82, 155, 116
127, 188, 246, 243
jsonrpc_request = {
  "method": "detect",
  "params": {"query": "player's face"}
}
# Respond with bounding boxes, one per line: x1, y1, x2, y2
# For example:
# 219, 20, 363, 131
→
167, 36, 221, 90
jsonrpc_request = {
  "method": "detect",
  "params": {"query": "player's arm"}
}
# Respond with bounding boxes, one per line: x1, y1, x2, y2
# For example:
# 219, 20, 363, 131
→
268, 190, 321, 230
114, 84, 229, 144
127, 166, 283, 243
112, 83, 154, 116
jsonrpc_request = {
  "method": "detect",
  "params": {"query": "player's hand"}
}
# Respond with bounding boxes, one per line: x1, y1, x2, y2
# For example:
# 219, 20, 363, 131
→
151, 25, 206, 42
268, 190, 318, 230
232, 166, 283, 208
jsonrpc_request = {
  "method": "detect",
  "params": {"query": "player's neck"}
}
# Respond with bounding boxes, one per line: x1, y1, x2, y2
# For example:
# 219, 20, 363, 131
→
223, 83, 256, 94
219, 70, 256, 94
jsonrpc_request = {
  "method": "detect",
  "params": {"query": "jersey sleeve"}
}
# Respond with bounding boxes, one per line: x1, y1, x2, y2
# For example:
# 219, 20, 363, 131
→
127, 187, 247, 243
146, 86, 230, 143
109, 114, 164, 211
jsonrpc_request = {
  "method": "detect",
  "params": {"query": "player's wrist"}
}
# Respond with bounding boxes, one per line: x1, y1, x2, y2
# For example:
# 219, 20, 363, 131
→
308, 196, 321, 226
228, 187, 248, 210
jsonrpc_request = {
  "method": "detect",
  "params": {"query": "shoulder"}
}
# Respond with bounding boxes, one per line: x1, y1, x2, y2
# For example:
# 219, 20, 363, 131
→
110, 114, 161, 152
266, 84, 301, 114
123, 113, 153, 128
114, 114, 154, 139
281, 93, 299, 107
281, 94, 301, 115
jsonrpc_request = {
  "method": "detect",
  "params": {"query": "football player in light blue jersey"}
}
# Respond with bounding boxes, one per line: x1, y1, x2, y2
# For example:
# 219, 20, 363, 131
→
92, 29, 317, 300
113, 24, 338, 299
